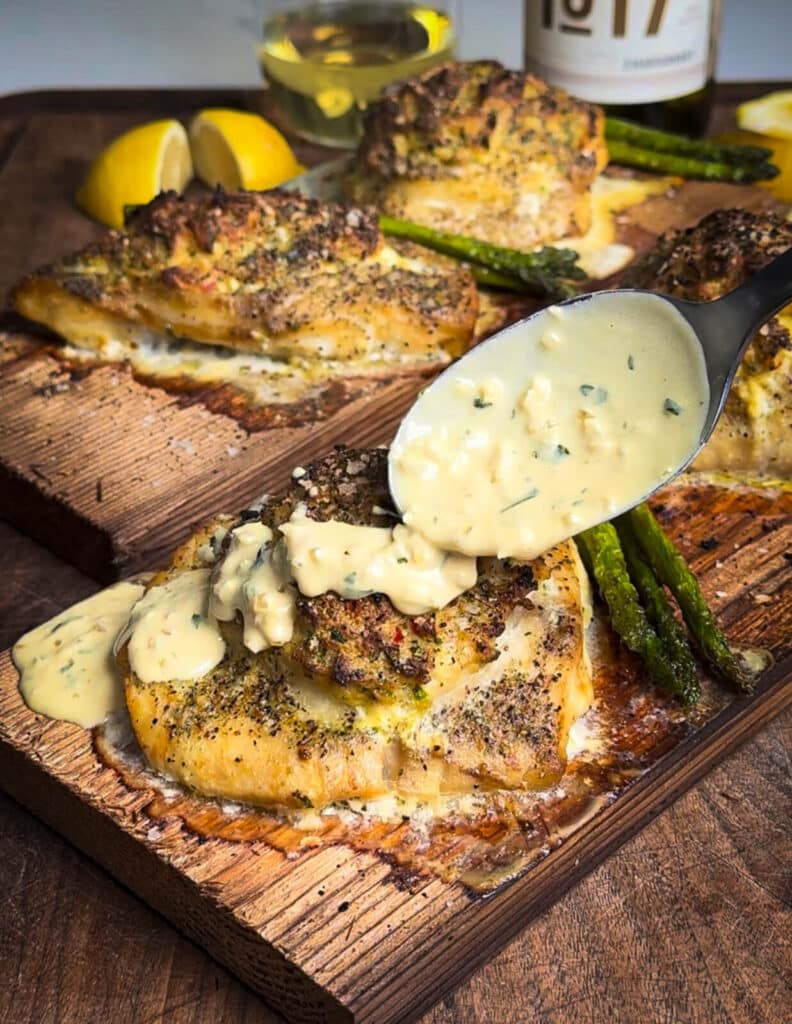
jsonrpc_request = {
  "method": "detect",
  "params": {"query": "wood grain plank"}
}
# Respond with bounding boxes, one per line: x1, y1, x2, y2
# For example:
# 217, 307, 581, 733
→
0, 344, 422, 580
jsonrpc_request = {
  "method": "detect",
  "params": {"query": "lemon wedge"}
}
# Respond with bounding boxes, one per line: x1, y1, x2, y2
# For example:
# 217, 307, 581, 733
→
737, 90, 792, 141
76, 120, 192, 229
189, 108, 303, 191
717, 129, 792, 203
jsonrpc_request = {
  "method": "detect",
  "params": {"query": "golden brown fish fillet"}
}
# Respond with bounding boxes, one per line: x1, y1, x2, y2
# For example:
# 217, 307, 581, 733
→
624, 209, 792, 477
345, 60, 607, 249
13, 189, 478, 365
119, 448, 593, 811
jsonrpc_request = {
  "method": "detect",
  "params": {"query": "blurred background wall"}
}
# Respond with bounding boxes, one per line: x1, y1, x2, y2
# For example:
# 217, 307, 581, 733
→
0, 0, 789, 96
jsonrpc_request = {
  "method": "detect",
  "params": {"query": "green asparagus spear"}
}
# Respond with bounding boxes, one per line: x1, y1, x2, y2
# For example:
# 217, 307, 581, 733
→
575, 523, 682, 696
605, 117, 775, 164
606, 140, 779, 182
623, 504, 753, 694
379, 215, 584, 297
616, 519, 700, 706
467, 264, 527, 291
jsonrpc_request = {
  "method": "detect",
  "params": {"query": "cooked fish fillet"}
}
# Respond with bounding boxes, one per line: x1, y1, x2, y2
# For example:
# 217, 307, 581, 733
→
345, 60, 608, 250
13, 189, 478, 365
119, 448, 593, 811
624, 209, 792, 476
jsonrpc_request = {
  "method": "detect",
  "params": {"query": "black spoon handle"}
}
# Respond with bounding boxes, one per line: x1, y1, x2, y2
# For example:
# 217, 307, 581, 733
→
678, 245, 792, 398
718, 245, 792, 340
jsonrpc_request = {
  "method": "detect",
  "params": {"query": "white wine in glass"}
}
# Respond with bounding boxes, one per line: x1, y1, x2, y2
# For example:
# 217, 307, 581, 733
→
259, 1, 458, 148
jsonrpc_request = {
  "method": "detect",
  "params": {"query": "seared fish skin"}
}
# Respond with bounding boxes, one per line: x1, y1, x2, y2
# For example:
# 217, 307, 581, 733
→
13, 189, 478, 364
345, 60, 607, 249
120, 447, 593, 811
624, 209, 792, 476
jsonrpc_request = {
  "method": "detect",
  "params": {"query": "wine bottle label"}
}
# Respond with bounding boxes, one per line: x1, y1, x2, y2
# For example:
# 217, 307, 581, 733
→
524, 0, 714, 103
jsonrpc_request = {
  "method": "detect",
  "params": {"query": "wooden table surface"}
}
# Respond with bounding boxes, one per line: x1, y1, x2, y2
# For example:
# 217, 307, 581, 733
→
0, 84, 790, 1024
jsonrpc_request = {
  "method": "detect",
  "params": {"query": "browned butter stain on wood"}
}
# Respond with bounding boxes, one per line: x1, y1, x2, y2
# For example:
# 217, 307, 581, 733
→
0, 481, 789, 1024
0, 96, 781, 581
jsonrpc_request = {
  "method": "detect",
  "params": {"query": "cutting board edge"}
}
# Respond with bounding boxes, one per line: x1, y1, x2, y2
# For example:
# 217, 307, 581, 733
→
0, 461, 121, 583
0, 721, 354, 1024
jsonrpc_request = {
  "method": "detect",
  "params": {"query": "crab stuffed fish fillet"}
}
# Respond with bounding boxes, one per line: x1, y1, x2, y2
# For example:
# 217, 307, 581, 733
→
13, 189, 478, 365
345, 60, 608, 250
117, 447, 594, 812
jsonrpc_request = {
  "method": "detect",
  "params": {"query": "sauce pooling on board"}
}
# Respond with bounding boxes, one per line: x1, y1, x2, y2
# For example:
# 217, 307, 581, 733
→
12, 581, 145, 727
390, 292, 709, 559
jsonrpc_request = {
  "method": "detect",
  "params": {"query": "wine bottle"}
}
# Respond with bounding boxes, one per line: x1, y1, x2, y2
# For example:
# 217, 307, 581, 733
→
523, 0, 722, 136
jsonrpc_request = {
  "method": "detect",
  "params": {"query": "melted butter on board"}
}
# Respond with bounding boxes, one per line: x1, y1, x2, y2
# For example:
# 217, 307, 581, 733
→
550, 174, 679, 279
391, 292, 709, 559
12, 581, 145, 727
61, 330, 446, 411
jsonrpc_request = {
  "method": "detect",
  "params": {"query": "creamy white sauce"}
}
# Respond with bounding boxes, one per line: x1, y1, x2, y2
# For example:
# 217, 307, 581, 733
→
281, 504, 476, 616
737, 646, 774, 676
390, 292, 709, 559
120, 569, 225, 683
63, 332, 340, 405
208, 504, 477, 652
211, 522, 296, 651
12, 581, 145, 727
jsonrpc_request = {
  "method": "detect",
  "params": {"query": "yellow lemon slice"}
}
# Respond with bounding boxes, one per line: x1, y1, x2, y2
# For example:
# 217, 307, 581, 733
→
737, 90, 792, 141
76, 120, 192, 229
189, 108, 303, 191
716, 129, 792, 203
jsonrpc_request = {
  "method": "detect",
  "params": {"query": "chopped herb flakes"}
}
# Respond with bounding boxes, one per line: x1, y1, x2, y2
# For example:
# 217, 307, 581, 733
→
500, 487, 539, 513
580, 384, 608, 403
556, 444, 570, 457
628, 355, 635, 370
473, 396, 492, 409
191, 613, 203, 627
664, 398, 682, 416
396, 556, 408, 564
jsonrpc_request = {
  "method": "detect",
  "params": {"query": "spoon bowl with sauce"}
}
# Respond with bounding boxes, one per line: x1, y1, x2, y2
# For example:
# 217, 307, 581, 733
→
389, 247, 792, 560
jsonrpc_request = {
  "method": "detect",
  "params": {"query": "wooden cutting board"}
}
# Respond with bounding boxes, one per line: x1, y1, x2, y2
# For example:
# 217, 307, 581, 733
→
0, 88, 790, 1024
0, 94, 781, 581
0, 480, 789, 1024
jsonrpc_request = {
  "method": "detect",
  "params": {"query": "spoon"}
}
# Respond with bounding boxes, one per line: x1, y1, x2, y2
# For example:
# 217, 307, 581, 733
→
660, 244, 792, 456
389, 247, 792, 558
